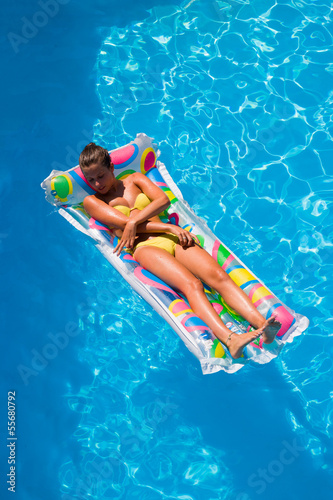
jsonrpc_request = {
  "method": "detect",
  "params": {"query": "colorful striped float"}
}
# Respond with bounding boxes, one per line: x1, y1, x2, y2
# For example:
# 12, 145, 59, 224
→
41, 133, 309, 374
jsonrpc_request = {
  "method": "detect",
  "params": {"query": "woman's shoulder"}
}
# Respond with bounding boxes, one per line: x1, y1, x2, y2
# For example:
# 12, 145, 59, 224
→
83, 193, 105, 209
126, 172, 154, 190
121, 172, 146, 192
125, 172, 145, 184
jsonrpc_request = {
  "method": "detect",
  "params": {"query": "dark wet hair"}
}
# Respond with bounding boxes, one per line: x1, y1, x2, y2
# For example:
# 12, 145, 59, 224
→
79, 143, 111, 170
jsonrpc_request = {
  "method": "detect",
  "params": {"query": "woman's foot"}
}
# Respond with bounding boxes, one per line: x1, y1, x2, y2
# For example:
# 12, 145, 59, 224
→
260, 316, 282, 344
227, 329, 263, 359
226, 317, 282, 359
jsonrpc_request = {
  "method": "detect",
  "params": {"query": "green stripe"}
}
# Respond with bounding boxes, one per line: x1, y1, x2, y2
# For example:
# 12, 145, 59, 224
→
217, 244, 231, 267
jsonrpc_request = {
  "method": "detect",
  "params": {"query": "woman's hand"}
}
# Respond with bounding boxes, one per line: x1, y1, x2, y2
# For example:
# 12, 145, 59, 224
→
113, 219, 138, 255
168, 225, 200, 247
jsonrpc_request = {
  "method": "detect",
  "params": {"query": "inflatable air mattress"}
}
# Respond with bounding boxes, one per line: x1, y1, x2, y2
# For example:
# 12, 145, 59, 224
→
41, 133, 309, 374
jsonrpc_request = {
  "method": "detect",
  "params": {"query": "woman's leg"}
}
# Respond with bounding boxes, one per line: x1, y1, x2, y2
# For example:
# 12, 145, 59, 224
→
133, 245, 264, 358
173, 243, 281, 344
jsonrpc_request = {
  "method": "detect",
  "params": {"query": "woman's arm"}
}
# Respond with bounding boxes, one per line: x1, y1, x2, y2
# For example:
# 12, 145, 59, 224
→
129, 173, 171, 224
112, 173, 171, 254
83, 175, 197, 255
83, 195, 129, 229
83, 194, 173, 234
114, 219, 199, 255
83, 173, 170, 229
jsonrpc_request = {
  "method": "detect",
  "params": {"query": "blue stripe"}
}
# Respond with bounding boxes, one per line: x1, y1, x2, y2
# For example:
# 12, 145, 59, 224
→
226, 264, 244, 274
71, 170, 96, 194
240, 280, 259, 290
94, 219, 110, 230
266, 303, 283, 317
147, 167, 162, 183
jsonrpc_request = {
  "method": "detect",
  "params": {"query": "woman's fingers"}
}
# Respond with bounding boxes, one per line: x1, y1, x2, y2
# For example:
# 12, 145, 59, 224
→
114, 228, 199, 255
178, 230, 196, 247
186, 233, 194, 246
180, 235, 188, 246
114, 237, 128, 255
192, 234, 200, 245
113, 239, 123, 255
113, 220, 138, 256
178, 233, 185, 245
114, 235, 137, 255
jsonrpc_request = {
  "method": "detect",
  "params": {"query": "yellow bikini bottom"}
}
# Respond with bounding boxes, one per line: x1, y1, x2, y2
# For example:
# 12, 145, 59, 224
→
133, 233, 179, 256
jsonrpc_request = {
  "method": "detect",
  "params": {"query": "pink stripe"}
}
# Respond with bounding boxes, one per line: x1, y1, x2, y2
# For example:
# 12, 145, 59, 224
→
183, 325, 211, 333
181, 314, 211, 334
222, 254, 234, 270
111, 144, 136, 165
248, 283, 263, 301
74, 166, 95, 190
134, 267, 181, 297
88, 218, 110, 232
211, 302, 223, 315
250, 338, 264, 350
122, 254, 137, 263
172, 300, 192, 315
253, 295, 275, 308
272, 306, 294, 337
212, 240, 220, 262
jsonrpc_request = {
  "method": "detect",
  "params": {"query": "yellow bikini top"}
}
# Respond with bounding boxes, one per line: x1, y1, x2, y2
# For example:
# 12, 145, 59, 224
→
113, 192, 151, 217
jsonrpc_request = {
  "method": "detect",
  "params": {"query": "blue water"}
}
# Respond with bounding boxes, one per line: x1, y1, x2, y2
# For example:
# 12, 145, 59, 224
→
1, 0, 333, 499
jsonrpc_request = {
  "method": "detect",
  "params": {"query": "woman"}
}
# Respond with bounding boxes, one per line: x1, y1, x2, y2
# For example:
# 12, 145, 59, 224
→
80, 142, 281, 359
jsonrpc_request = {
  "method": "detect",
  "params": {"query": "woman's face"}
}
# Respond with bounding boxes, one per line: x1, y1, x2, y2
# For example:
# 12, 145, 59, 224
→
82, 161, 116, 194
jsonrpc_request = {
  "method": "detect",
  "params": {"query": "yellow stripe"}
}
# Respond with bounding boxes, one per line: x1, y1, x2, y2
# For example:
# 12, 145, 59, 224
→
169, 299, 192, 317
251, 286, 271, 303
164, 188, 176, 202
229, 268, 255, 287
214, 343, 225, 358
173, 308, 192, 317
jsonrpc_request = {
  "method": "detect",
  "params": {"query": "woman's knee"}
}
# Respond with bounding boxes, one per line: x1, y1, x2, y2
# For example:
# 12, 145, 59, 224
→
181, 276, 204, 296
210, 267, 230, 286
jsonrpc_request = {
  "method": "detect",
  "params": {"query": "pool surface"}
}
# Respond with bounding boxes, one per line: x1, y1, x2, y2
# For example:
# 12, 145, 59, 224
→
1, 0, 333, 499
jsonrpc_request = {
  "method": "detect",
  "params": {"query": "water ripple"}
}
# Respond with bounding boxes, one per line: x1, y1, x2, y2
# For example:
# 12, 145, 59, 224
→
61, 0, 333, 498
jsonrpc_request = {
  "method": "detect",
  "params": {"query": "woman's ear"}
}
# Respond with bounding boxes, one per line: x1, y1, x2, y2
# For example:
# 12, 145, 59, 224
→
110, 159, 114, 172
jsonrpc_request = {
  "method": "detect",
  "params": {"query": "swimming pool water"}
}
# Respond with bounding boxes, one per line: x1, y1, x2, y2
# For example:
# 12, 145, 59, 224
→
1, 0, 333, 499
